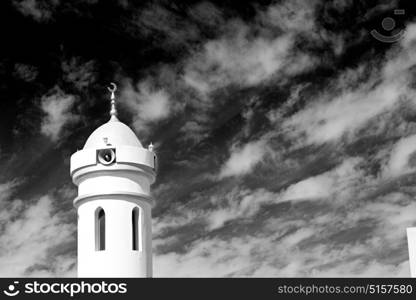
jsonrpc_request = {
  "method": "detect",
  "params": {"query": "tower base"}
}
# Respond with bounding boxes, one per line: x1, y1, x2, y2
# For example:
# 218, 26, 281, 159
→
407, 227, 416, 277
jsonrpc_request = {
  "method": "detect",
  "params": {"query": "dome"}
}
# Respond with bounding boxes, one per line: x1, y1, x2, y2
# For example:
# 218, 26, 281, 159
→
84, 119, 143, 149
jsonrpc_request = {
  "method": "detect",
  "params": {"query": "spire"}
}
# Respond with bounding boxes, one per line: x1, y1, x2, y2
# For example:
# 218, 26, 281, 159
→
107, 82, 118, 121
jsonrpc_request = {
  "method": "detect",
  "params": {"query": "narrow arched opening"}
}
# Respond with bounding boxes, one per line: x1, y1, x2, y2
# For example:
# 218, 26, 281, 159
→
132, 207, 140, 251
95, 207, 105, 251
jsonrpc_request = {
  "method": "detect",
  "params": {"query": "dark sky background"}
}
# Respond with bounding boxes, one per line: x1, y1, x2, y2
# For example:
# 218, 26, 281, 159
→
1, 0, 416, 276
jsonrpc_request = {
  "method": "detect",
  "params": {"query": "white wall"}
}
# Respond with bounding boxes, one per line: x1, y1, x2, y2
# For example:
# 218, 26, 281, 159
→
408, 228, 416, 278
77, 198, 152, 277
71, 141, 156, 278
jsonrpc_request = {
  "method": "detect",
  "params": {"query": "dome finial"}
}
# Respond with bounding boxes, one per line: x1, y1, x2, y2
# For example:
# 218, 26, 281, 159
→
107, 82, 118, 121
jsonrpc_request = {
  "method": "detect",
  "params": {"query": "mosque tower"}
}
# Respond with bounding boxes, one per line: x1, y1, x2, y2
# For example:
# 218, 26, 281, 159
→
408, 228, 416, 277
70, 83, 157, 277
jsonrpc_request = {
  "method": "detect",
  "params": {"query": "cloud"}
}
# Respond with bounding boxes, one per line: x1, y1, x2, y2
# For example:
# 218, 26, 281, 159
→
182, 0, 320, 95
13, 63, 38, 82
183, 30, 295, 93
154, 219, 410, 277
383, 134, 416, 177
282, 21, 416, 147
206, 188, 276, 231
154, 237, 253, 277
0, 185, 75, 276
282, 173, 332, 201
140, 16, 416, 278
154, 143, 376, 247
13, 0, 59, 22
154, 189, 414, 277
260, 0, 317, 32
401, 23, 416, 48
210, 157, 363, 231
218, 139, 267, 179
40, 87, 78, 142
136, 4, 201, 49
138, 5, 416, 278
153, 140, 415, 277
311, 260, 409, 277
120, 80, 172, 135
61, 58, 96, 91
0, 180, 21, 202
124, 0, 323, 143
284, 80, 408, 146
281, 157, 363, 201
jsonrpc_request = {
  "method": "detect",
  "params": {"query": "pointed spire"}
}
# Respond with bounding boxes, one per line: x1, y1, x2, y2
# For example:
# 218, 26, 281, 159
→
107, 82, 118, 121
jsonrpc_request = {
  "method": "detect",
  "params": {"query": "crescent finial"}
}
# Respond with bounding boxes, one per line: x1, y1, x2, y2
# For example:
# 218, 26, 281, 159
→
107, 82, 118, 121
107, 82, 117, 99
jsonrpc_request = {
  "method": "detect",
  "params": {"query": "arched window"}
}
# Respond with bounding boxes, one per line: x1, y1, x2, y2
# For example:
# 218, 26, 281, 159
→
132, 207, 140, 251
95, 208, 105, 251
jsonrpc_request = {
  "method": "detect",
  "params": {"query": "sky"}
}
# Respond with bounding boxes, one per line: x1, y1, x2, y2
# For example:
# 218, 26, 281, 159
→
1, 0, 416, 277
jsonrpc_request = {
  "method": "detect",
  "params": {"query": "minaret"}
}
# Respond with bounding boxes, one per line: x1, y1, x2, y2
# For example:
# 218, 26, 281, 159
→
70, 83, 157, 277
408, 228, 416, 277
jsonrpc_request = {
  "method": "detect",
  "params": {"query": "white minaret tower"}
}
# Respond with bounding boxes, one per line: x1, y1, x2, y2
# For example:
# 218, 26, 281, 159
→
408, 228, 416, 277
70, 83, 157, 277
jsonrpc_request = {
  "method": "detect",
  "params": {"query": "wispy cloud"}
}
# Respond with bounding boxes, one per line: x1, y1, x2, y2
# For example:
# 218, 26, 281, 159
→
40, 87, 78, 142
154, 187, 414, 277
13, 63, 38, 82
0, 180, 21, 202
120, 79, 174, 136
283, 26, 416, 148
149, 2, 416, 277
218, 139, 268, 179
0, 182, 76, 276
183, 30, 295, 92
121, 0, 324, 143
182, 1, 319, 94
281, 157, 363, 202
383, 134, 416, 178
61, 58, 97, 91
13, 0, 59, 22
